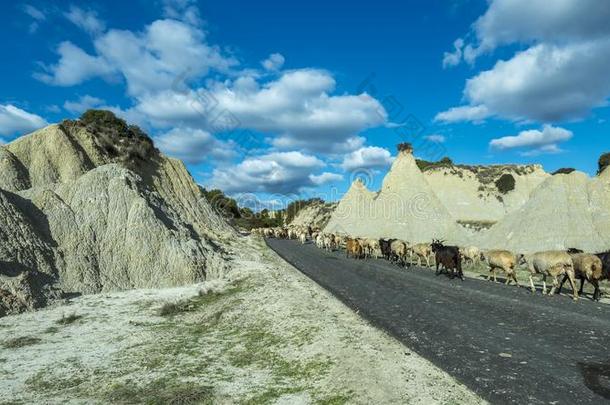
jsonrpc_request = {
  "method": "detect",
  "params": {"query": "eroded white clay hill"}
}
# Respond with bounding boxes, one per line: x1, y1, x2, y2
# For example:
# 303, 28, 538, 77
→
288, 200, 338, 229
326, 145, 462, 242
0, 115, 235, 316
325, 144, 610, 253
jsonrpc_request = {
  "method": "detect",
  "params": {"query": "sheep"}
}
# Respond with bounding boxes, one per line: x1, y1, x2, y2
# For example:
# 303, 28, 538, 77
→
390, 240, 409, 265
462, 246, 482, 267
315, 234, 324, 249
323, 234, 336, 251
557, 252, 604, 300
411, 243, 433, 267
482, 250, 520, 286
298, 232, 308, 245
521, 251, 579, 300
346, 238, 364, 259
363, 238, 382, 259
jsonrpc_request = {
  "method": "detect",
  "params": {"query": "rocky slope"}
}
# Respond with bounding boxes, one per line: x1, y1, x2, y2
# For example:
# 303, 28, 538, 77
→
478, 168, 610, 253
288, 200, 338, 229
325, 143, 610, 253
326, 145, 461, 242
0, 113, 234, 316
423, 164, 549, 223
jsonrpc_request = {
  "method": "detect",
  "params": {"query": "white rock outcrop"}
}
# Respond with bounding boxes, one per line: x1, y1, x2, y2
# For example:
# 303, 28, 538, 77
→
423, 164, 548, 223
288, 201, 338, 229
478, 169, 610, 253
326, 147, 461, 242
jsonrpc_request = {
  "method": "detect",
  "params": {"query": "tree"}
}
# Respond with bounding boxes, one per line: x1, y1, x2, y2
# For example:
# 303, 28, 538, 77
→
495, 174, 515, 194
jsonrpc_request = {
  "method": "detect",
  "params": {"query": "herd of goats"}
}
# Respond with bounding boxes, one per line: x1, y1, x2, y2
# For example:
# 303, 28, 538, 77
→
253, 226, 610, 302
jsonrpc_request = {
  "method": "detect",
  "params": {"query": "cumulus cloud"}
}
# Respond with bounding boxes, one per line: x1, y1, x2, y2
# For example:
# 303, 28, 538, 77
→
63, 95, 105, 114
309, 172, 343, 186
435, 105, 491, 123
489, 125, 572, 155
132, 69, 385, 153
0, 104, 48, 136
34, 41, 114, 86
471, 0, 610, 54
210, 151, 325, 193
425, 134, 446, 143
64, 6, 105, 35
261, 53, 285, 71
36, 19, 237, 96
341, 146, 394, 171
440, 0, 610, 123
464, 41, 610, 122
154, 127, 235, 164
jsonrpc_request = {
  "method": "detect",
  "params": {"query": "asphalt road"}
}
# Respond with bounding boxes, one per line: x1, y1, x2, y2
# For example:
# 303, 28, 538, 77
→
266, 238, 610, 405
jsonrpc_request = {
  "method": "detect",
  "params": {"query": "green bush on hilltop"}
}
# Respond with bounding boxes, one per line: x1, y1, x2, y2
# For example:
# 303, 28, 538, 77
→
77, 109, 157, 168
598, 152, 610, 175
495, 173, 516, 194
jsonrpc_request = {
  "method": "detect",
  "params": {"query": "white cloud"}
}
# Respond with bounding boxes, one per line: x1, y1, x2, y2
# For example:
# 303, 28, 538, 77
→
472, 0, 610, 54
154, 127, 235, 164
261, 53, 285, 71
34, 41, 114, 86
425, 134, 446, 143
440, 0, 610, 123
435, 105, 491, 123
23, 4, 45, 21
0, 104, 48, 136
161, 0, 201, 26
131, 69, 385, 153
22, 4, 45, 33
64, 6, 105, 35
36, 19, 237, 96
210, 151, 325, 193
341, 146, 394, 171
442, 38, 464, 68
63, 95, 105, 114
309, 172, 343, 186
489, 125, 572, 155
464, 41, 610, 122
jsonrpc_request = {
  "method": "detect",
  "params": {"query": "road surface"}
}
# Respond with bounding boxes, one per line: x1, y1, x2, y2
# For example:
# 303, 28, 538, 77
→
266, 238, 610, 404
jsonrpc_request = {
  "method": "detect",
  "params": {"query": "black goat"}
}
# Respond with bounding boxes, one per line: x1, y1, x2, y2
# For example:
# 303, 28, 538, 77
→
379, 238, 396, 261
431, 240, 463, 280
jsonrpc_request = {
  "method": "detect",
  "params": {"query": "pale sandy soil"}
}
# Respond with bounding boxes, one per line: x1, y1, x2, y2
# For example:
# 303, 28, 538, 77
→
0, 236, 485, 404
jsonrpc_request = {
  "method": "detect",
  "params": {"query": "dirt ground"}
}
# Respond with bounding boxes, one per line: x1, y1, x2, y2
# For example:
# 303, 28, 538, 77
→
0, 236, 484, 404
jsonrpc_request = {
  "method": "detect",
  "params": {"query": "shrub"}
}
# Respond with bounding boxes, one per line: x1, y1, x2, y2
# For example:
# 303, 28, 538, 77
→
158, 300, 192, 317
397, 142, 413, 153
598, 152, 610, 175
552, 168, 576, 175
416, 157, 453, 171
495, 173, 515, 194
78, 109, 157, 169
3, 336, 41, 349
284, 198, 323, 224
56, 313, 83, 325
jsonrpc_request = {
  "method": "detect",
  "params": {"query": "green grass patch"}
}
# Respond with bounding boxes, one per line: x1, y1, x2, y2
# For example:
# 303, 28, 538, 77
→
244, 386, 303, 404
105, 378, 214, 405
56, 314, 83, 325
317, 393, 354, 405
2, 336, 41, 349
158, 280, 247, 317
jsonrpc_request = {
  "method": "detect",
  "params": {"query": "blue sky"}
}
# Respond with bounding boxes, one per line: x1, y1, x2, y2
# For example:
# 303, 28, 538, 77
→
2, 0, 610, 209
